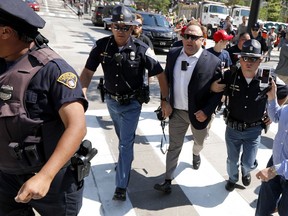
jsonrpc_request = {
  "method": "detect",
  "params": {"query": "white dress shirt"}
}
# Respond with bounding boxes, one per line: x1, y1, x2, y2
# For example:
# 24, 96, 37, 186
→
173, 47, 203, 110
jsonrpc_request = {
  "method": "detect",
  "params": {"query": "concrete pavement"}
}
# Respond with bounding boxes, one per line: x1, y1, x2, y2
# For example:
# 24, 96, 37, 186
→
77, 107, 279, 216
32, 1, 283, 214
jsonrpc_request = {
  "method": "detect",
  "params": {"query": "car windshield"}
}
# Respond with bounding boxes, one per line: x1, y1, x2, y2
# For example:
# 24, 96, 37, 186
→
141, 14, 170, 28
209, 5, 228, 14
240, 9, 250, 16
25, 0, 35, 3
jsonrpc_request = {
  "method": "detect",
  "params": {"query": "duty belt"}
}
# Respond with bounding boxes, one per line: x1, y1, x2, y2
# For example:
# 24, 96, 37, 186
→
106, 91, 137, 104
226, 117, 263, 131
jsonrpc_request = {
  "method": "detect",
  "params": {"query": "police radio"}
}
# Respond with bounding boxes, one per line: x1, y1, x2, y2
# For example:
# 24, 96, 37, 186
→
70, 140, 97, 182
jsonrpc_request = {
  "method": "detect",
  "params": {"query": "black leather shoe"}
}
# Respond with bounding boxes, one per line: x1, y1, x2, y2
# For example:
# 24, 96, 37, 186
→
225, 180, 236, 192
113, 187, 126, 201
193, 154, 201, 170
154, 180, 172, 194
242, 173, 251, 186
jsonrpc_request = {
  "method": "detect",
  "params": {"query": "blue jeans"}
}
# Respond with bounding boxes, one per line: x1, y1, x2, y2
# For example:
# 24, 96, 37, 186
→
106, 98, 142, 189
225, 125, 262, 183
256, 156, 288, 216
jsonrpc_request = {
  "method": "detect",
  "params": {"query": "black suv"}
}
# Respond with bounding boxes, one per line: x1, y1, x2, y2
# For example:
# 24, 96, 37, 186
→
91, 5, 114, 26
137, 11, 177, 51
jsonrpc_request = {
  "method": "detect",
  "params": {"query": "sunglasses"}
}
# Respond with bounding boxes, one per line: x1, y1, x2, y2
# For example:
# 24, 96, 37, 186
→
182, 34, 203, 41
113, 25, 131, 32
252, 28, 259, 31
241, 56, 260, 62
137, 24, 143, 27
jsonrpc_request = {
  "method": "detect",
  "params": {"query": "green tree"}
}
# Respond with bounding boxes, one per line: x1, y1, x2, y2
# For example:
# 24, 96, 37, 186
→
259, 0, 281, 21
135, 0, 170, 13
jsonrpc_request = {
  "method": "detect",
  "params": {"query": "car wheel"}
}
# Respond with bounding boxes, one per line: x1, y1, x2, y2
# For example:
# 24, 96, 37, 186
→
207, 27, 215, 39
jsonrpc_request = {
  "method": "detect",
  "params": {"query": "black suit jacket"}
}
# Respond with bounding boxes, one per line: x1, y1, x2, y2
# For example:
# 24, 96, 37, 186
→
165, 47, 222, 129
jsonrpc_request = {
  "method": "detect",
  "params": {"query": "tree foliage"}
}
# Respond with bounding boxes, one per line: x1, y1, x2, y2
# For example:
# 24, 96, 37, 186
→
259, 0, 281, 21
136, 0, 170, 13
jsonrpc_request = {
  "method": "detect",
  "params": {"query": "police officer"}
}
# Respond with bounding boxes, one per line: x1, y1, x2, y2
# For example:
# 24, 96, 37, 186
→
80, 5, 172, 201
211, 39, 288, 192
0, 0, 88, 215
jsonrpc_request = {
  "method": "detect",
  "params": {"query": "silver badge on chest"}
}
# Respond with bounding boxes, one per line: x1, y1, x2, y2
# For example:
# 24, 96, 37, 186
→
0, 85, 13, 100
130, 51, 135, 61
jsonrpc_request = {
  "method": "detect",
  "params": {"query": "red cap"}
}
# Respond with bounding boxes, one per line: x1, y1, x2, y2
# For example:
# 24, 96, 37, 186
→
213, 30, 233, 43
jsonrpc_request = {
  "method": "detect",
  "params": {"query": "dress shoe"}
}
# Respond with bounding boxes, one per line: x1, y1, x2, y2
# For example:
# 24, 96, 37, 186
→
154, 180, 172, 194
113, 187, 126, 201
242, 173, 251, 186
225, 180, 236, 192
193, 154, 201, 170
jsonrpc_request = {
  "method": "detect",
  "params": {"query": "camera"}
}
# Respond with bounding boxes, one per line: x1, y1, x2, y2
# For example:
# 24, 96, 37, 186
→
181, 61, 189, 71
259, 67, 271, 89
154, 106, 165, 121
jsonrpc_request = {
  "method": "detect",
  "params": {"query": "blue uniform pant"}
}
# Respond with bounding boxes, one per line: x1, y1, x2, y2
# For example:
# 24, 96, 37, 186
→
225, 125, 262, 183
0, 167, 83, 216
256, 156, 288, 216
106, 98, 142, 189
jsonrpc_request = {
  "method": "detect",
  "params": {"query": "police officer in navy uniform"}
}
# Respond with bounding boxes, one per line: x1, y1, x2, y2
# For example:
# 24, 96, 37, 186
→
80, 5, 172, 201
0, 0, 88, 215
211, 39, 288, 192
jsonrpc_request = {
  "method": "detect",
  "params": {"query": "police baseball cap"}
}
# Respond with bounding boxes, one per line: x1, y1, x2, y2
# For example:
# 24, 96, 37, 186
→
252, 23, 260, 30
234, 39, 263, 57
0, 0, 45, 38
103, 5, 139, 26
213, 30, 233, 43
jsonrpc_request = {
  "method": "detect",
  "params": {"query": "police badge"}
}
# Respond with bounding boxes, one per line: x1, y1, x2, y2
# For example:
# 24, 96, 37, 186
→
0, 85, 13, 100
130, 51, 135, 61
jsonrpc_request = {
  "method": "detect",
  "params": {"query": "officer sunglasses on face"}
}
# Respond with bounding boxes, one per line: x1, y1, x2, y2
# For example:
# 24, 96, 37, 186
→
241, 56, 260, 63
182, 34, 203, 41
113, 24, 131, 32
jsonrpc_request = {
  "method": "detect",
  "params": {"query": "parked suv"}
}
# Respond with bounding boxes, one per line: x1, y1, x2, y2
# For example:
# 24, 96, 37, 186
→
91, 5, 114, 26
137, 11, 177, 51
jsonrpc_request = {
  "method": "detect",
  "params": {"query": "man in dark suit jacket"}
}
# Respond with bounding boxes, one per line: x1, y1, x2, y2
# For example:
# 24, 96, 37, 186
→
154, 23, 223, 193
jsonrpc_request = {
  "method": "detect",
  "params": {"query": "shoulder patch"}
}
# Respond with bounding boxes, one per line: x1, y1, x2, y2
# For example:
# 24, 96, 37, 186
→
57, 72, 77, 89
145, 47, 157, 61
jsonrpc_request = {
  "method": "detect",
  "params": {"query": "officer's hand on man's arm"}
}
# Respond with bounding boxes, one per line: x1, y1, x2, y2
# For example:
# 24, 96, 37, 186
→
15, 101, 86, 203
211, 78, 226, 93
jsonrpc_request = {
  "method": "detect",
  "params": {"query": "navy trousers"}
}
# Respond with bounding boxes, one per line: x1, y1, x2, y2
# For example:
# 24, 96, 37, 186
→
0, 167, 83, 216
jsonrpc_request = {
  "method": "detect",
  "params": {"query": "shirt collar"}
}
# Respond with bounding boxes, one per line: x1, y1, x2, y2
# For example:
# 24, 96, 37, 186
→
180, 47, 203, 59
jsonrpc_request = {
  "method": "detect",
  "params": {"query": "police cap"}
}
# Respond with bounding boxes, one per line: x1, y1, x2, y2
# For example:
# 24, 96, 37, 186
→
234, 39, 263, 58
103, 5, 139, 26
252, 22, 260, 30
0, 0, 45, 38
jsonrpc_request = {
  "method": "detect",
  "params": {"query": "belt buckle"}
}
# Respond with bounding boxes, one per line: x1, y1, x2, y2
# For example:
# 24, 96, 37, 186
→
123, 94, 129, 100
114, 95, 121, 102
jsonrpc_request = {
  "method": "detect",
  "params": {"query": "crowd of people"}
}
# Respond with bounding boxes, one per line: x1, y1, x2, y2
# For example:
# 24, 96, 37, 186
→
1, 1, 288, 215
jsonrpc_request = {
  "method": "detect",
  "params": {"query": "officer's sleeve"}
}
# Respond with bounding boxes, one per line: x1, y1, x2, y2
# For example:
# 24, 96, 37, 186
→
45, 60, 88, 111
84, 41, 102, 72
143, 47, 164, 77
